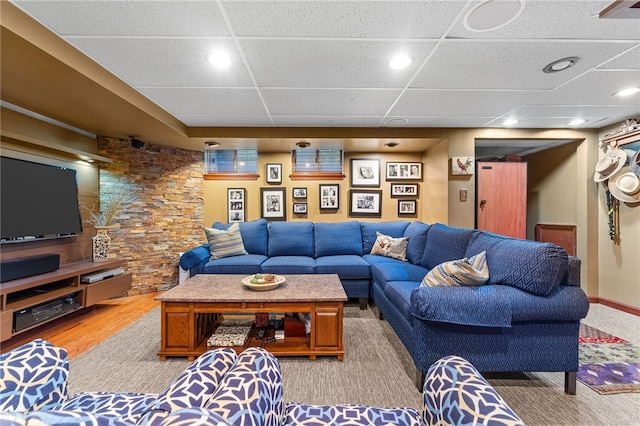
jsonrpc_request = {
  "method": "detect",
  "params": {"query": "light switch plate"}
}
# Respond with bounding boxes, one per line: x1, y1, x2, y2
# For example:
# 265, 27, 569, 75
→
460, 189, 468, 202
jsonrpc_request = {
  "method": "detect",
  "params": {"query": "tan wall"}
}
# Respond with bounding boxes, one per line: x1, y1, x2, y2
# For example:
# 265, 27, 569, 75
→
596, 125, 640, 309
422, 140, 449, 224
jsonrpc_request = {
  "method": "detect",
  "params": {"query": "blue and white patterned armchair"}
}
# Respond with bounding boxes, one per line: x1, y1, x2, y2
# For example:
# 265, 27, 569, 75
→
0, 340, 523, 426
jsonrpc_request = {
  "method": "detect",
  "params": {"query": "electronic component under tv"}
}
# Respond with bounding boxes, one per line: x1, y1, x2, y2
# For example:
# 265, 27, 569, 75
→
1, 156, 83, 242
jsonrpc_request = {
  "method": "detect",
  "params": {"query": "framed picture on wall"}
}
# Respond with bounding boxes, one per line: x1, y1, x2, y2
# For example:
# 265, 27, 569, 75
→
227, 188, 245, 222
386, 162, 422, 180
293, 187, 307, 199
266, 163, 282, 184
260, 187, 286, 221
350, 158, 380, 187
398, 200, 416, 215
293, 202, 307, 214
319, 184, 340, 210
349, 190, 382, 217
390, 183, 419, 197
451, 157, 474, 175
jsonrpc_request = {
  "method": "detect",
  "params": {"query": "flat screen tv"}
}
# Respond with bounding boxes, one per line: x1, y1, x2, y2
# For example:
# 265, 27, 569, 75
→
1, 156, 83, 242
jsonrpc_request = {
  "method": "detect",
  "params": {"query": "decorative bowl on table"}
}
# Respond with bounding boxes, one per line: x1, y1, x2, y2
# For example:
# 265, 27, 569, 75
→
241, 273, 286, 291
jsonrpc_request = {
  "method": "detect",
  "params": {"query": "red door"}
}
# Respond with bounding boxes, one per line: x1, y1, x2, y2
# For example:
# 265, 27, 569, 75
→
477, 162, 527, 239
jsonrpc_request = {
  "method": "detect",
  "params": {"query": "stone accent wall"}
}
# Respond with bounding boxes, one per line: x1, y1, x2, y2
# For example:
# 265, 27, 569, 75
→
98, 137, 204, 294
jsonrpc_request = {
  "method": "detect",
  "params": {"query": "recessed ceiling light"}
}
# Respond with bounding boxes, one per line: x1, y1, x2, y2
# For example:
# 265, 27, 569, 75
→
296, 141, 311, 149
503, 119, 519, 126
204, 141, 220, 148
464, 0, 524, 32
389, 55, 412, 70
568, 119, 586, 126
613, 87, 640, 97
206, 51, 231, 68
543, 57, 580, 73
384, 141, 399, 148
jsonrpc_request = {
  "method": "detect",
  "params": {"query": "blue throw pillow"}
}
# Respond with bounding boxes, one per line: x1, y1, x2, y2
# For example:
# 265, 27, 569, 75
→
403, 221, 430, 264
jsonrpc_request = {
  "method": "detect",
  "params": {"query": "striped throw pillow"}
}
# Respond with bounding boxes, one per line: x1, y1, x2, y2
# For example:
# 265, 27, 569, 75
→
204, 222, 248, 259
421, 251, 489, 287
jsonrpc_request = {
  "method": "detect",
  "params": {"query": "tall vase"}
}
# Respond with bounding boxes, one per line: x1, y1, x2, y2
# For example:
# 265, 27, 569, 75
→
92, 227, 111, 262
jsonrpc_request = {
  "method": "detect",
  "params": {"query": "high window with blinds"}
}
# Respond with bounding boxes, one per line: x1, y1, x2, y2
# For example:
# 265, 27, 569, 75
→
291, 149, 344, 180
204, 149, 258, 180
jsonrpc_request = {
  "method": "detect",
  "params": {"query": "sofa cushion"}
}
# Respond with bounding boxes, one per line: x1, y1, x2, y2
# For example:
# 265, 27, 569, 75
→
268, 222, 314, 257
421, 223, 475, 269
361, 221, 409, 254
200, 254, 267, 275
213, 218, 268, 255
403, 221, 430, 264
466, 231, 568, 296
420, 251, 488, 287
314, 221, 363, 257
204, 222, 248, 259
384, 281, 420, 324
261, 256, 315, 274
315, 255, 371, 280
283, 403, 421, 426
370, 260, 429, 289
370, 232, 409, 261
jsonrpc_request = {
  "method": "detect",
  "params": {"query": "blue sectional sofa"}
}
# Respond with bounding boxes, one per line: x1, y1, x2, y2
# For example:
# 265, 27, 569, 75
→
180, 219, 590, 394
0, 339, 524, 426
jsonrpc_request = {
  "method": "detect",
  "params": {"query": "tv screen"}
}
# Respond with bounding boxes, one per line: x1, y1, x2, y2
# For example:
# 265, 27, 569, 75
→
1, 156, 83, 241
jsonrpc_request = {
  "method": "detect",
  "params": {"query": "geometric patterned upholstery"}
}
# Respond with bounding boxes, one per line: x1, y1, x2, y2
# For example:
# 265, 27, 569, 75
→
0, 410, 134, 426
138, 348, 237, 425
283, 403, 421, 426
0, 339, 69, 412
206, 347, 284, 426
59, 392, 157, 424
422, 355, 525, 426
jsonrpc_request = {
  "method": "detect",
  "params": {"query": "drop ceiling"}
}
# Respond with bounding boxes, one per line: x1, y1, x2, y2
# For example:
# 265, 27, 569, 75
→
3, 0, 640, 154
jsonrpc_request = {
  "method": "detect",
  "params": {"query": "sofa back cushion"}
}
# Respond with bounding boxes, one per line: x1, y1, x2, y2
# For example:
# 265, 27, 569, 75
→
361, 221, 409, 254
314, 221, 363, 257
466, 231, 568, 296
403, 221, 430, 264
213, 219, 268, 255
421, 223, 475, 270
268, 222, 314, 257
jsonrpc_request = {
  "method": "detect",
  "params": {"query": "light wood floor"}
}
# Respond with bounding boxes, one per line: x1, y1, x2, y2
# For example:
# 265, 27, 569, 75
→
0, 292, 160, 359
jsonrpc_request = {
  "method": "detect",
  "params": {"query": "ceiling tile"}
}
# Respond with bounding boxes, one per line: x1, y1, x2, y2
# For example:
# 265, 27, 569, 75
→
240, 39, 436, 88
271, 116, 383, 127
12, 1, 229, 36
411, 40, 637, 90
65, 38, 253, 87
598, 45, 640, 70
222, 0, 465, 38
383, 116, 494, 128
139, 88, 267, 116
178, 115, 273, 127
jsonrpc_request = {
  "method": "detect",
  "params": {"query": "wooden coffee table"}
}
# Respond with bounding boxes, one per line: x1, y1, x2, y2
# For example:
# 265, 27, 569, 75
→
156, 274, 347, 361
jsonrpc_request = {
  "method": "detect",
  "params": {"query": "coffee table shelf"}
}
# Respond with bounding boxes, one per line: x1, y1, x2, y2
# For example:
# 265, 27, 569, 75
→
156, 274, 347, 361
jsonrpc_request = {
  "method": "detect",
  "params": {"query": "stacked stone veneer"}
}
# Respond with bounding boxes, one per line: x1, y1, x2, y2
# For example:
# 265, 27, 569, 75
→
98, 137, 204, 295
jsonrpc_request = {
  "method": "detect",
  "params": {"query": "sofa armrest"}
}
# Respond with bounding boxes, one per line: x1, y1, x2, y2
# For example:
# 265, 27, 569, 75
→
562, 256, 581, 287
179, 244, 210, 272
423, 355, 524, 426
411, 285, 512, 327
0, 339, 69, 412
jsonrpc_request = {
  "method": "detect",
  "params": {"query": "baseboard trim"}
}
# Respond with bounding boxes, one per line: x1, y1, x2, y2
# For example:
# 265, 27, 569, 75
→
589, 297, 640, 317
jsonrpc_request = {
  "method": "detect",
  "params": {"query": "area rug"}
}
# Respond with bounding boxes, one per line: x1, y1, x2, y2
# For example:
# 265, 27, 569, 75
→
578, 323, 640, 395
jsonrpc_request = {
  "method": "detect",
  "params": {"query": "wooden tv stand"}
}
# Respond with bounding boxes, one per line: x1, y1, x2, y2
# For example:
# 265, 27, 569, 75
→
0, 258, 132, 342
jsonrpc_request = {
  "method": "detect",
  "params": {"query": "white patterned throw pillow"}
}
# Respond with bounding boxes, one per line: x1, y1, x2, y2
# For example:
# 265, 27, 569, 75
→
421, 251, 489, 287
370, 232, 409, 261
204, 222, 248, 259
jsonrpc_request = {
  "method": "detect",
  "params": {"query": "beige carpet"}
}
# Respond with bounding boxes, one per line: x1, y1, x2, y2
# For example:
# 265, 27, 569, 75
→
69, 303, 640, 425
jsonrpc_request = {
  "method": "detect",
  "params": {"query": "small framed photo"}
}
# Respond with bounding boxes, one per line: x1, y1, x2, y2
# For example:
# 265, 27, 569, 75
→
349, 190, 382, 217
293, 187, 307, 199
391, 183, 419, 197
260, 187, 286, 221
227, 188, 245, 222
293, 202, 307, 214
386, 162, 422, 180
319, 184, 340, 210
451, 157, 475, 175
398, 200, 417, 215
351, 158, 380, 187
266, 163, 282, 184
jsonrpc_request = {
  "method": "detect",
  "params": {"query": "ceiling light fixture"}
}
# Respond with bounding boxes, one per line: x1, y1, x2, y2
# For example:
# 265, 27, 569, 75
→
205, 141, 220, 148
385, 141, 399, 148
568, 119, 586, 126
389, 55, 412, 70
296, 141, 311, 149
206, 51, 231, 68
503, 119, 519, 126
543, 57, 580, 73
613, 87, 640, 97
